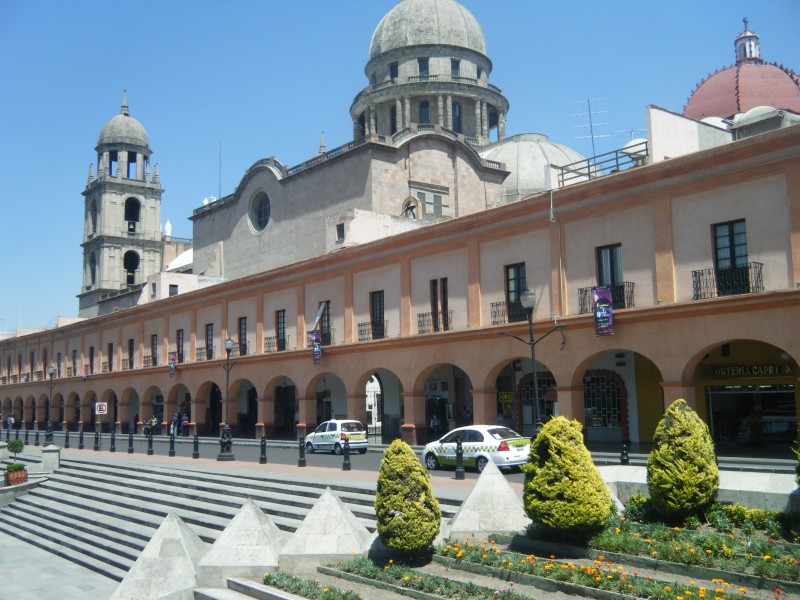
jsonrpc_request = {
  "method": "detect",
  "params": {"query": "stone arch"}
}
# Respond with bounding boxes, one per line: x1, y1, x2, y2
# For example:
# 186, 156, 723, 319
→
228, 377, 258, 437
140, 385, 165, 434
66, 392, 81, 430
194, 380, 222, 436
120, 387, 140, 433
268, 375, 297, 440
353, 367, 405, 444
411, 362, 473, 441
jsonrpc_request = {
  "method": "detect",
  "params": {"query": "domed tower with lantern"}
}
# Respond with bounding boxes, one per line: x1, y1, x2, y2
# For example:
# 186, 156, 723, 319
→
78, 92, 164, 317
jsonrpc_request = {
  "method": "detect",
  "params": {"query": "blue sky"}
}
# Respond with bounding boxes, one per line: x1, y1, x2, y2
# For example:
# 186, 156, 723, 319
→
1, 0, 798, 332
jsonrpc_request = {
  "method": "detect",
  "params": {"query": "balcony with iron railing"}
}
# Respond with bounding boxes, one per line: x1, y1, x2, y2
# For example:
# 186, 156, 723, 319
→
34, 370, 43, 381
557, 140, 648, 188
306, 329, 334, 348
101, 362, 109, 374
228, 342, 249, 358
122, 359, 130, 370
578, 282, 636, 314
417, 311, 454, 334
66, 368, 74, 378
692, 262, 764, 300
358, 320, 388, 342
143, 355, 153, 368
264, 335, 289, 353
490, 301, 527, 326
196, 347, 211, 362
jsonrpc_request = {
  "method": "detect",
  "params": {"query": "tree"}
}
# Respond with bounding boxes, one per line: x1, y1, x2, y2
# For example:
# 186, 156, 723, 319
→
521, 416, 611, 536
374, 439, 441, 555
647, 399, 719, 521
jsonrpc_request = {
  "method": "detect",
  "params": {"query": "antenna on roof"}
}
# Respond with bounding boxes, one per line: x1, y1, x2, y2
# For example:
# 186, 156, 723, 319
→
573, 98, 610, 157
218, 142, 222, 200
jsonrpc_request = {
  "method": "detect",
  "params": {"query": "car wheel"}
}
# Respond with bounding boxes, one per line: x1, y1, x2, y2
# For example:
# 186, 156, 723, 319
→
305, 442, 315, 454
358, 448, 367, 454
475, 456, 489, 473
425, 453, 439, 470
334, 443, 343, 455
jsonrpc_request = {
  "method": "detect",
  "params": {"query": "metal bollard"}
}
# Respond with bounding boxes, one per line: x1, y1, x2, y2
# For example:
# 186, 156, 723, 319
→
64, 430, 70, 449
128, 432, 134, 454
192, 434, 199, 459
94, 430, 100, 451
147, 432, 154, 456
5, 428, 8, 442
169, 431, 176, 457
455, 437, 465, 480
110, 431, 116, 453
79, 430, 84, 450
620, 443, 630, 465
298, 437, 306, 467
259, 436, 267, 464
15, 427, 19, 440
342, 438, 351, 471
35, 431, 40, 447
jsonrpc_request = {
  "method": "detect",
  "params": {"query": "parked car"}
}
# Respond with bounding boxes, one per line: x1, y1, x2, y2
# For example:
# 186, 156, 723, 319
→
422, 424, 530, 472
305, 419, 368, 455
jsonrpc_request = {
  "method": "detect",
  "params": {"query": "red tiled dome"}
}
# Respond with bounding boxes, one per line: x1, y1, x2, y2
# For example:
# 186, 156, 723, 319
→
684, 62, 800, 120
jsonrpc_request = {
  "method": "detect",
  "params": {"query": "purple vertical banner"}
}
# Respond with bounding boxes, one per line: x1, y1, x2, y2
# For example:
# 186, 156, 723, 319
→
593, 286, 614, 336
311, 330, 322, 365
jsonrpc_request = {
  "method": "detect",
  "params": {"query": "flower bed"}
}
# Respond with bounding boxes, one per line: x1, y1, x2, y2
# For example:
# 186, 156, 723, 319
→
261, 571, 362, 599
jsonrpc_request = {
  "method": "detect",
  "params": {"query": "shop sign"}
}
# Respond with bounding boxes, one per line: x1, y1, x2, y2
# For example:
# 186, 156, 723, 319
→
498, 391, 513, 405
705, 363, 793, 378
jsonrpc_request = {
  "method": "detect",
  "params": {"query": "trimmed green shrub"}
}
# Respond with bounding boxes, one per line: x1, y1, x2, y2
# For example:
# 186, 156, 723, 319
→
647, 399, 719, 521
7, 438, 23, 461
521, 416, 611, 536
374, 439, 441, 555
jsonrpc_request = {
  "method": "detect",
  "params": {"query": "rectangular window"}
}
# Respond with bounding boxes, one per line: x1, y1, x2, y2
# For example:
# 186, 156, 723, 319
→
418, 57, 429, 76
150, 334, 158, 367
72, 350, 77, 375
169, 284, 179, 297
714, 219, 750, 296
505, 263, 527, 323
128, 338, 135, 369
370, 291, 385, 339
477, 66, 483, 79
205, 324, 214, 360
430, 277, 450, 331
42, 349, 48, 374
89, 346, 95, 374
29, 351, 35, 376
336, 223, 345, 241
389, 62, 398, 79
151, 282, 157, 297
451, 58, 460, 77
319, 301, 331, 345
276, 310, 286, 351
176, 329, 184, 363
414, 188, 451, 218
238, 317, 248, 356
596, 244, 623, 286
56, 352, 62, 377
107, 342, 113, 372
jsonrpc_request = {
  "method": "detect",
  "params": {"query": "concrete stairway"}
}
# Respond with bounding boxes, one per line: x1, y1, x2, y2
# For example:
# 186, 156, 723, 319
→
0, 457, 462, 584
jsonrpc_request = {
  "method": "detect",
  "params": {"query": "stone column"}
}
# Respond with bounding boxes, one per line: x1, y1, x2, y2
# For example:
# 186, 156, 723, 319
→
437, 95, 444, 126
296, 396, 316, 439
404, 96, 411, 127
369, 106, 377, 136
474, 101, 481, 139
257, 393, 275, 438
346, 394, 368, 427
446, 95, 453, 130
469, 388, 497, 427
660, 381, 696, 410
481, 101, 488, 142
190, 395, 205, 436
499, 111, 506, 140
399, 391, 427, 445
352, 116, 359, 139
553, 386, 585, 424
396, 98, 403, 129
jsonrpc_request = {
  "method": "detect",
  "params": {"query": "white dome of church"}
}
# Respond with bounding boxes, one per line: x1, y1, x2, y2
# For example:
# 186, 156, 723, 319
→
480, 134, 585, 203
369, 0, 486, 60
98, 92, 149, 148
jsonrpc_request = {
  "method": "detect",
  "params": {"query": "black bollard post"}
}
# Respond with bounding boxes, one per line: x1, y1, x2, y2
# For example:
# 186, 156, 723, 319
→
192, 434, 200, 459
79, 430, 84, 450
64, 429, 70, 449
15, 427, 19, 439
169, 431, 176, 457
455, 437, 465, 480
259, 435, 267, 464
342, 438, 351, 471
5, 427, 8, 442
93, 430, 100, 451
25, 429, 29, 444
620, 443, 630, 465
35, 430, 40, 447
128, 432, 134, 454
298, 437, 306, 467
147, 432, 154, 456
110, 431, 116, 453
45, 421, 53, 445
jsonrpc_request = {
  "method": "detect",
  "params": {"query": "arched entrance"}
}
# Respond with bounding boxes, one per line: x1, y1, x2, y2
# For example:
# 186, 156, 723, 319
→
228, 378, 257, 438
422, 364, 472, 442
273, 377, 297, 440
361, 369, 403, 444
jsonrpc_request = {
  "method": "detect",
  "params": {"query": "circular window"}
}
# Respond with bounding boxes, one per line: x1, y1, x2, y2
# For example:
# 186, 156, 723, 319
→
249, 192, 271, 233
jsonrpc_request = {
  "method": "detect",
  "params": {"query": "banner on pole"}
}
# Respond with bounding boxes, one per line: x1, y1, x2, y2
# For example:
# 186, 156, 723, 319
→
593, 286, 614, 336
311, 330, 322, 365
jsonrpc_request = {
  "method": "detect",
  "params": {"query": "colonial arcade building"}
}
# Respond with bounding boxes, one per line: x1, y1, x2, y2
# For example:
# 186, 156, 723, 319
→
2, 1, 800, 454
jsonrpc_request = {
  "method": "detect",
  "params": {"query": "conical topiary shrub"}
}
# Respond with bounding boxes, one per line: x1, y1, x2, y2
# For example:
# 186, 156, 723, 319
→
374, 438, 441, 556
521, 416, 611, 536
647, 399, 719, 521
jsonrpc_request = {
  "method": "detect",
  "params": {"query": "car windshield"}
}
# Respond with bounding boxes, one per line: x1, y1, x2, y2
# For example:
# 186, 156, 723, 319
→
340, 422, 364, 432
486, 427, 523, 440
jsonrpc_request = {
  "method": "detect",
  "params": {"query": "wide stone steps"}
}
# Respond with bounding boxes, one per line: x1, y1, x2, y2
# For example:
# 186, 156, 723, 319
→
0, 456, 463, 585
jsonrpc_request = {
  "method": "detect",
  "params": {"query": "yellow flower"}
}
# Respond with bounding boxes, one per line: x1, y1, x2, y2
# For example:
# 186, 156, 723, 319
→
404, 576, 409, 581
764, 555, 772, 560
389, 559, 394, 564
738, 588, 746, 593
664, 586, 672, 592
263, 572, 270, 578
322, 588, 329, 593
615, 527, 621, 533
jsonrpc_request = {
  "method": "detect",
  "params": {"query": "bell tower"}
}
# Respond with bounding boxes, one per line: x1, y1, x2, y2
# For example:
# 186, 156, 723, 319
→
78, 92, 164, 317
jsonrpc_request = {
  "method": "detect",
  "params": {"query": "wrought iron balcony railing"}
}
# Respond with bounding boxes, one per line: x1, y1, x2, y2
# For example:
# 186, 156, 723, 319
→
490, 301, 526, 325
358, 320, 388, 341
578, 282, 636, 314
417, 310, 454, 334
264, 335, 289, 353
306, 329, 334, 348
692, 262, 763, 300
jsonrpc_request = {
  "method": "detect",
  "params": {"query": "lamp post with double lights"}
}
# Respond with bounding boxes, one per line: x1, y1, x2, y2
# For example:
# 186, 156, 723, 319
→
500, 288, 564, 436
217, 337, 236, 461
46, 365, 56, 444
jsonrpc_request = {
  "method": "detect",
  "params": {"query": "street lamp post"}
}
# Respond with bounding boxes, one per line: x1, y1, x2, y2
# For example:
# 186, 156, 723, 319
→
500, 288, 565, 437
217, 337, 236, 461
46, 365, 56, 444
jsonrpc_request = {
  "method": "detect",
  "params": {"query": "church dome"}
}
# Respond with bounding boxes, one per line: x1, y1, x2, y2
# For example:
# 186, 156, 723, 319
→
479, 134, 585, 203
369, 0, 486, 60
683, 21, 800, 120
97, 92, 150, 148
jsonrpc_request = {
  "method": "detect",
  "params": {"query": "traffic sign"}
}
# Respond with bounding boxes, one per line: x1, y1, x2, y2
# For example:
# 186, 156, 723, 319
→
95, 402, 108, 415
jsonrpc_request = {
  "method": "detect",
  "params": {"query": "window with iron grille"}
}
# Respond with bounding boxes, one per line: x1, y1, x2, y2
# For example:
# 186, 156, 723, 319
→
107, 343, 113, 372
714, 219, 750, 296
89, 347, 95, 374
319, 301, 331, 345
205, 324, 214, 360
71, 350, 77, 375
370, 291, 385, 339
276, 309, 286, 351
430, 277, 450, 331
176, 329, 184, 363
505, 263, 527, 322
597, 244, 623, 287
128, 339, 135, 369
56, 352, 62, 377
150, 334, 158, 367
238, 317, 248, 355
583, 373, 623, 429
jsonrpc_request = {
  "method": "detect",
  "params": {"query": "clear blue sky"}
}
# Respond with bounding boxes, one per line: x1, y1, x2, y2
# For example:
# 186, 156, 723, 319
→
1, 0, 798, 332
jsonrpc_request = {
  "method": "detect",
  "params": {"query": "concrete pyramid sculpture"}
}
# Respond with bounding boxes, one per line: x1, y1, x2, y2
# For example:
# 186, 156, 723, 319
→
110, 512, 208, 600
196, 498, 288, 587
279, 486, 372, 575
447, 460, 531, 540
